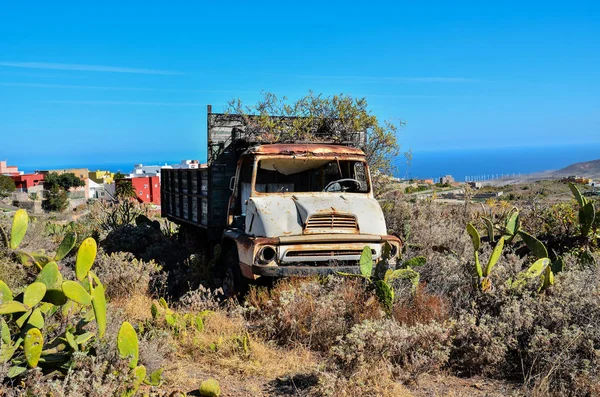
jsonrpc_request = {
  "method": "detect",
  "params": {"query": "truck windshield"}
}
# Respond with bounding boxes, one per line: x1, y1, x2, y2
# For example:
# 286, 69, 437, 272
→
255, 158, 370, 193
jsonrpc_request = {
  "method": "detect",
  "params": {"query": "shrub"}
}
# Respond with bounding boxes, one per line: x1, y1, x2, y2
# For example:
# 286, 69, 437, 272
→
93, 251, 163, 299
392, 287, 449, 326
246, 277, 383, 351
102, 224, 188, 267
179, 284, 223, 312
331, 319, 451, 382
448, 264, 600, 395
0, 175, 16, 198
4, 355, 133, 397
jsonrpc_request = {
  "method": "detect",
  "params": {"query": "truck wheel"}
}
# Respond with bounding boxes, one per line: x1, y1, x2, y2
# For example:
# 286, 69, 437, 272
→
222, 249, 249, 299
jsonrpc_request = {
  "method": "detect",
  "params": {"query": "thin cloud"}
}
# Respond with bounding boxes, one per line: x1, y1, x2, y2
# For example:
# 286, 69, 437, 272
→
43, 100, 204, 106
296, 75, 479, 83
1, 82, 157, 91
3, 82, 256, 95
0, 61, 182, 75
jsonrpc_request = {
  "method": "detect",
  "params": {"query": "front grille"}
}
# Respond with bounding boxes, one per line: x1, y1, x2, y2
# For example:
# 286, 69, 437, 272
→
286, 249, 364, 258
305, 213, 358, 232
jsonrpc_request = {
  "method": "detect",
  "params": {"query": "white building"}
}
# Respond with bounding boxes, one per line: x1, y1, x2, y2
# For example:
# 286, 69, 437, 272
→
88, 180, 116, 200
171, 160, 200, 169
130, 164, 172, 179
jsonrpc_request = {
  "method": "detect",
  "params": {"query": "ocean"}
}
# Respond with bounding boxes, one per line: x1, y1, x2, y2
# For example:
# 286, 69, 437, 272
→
396, 143, 600, 182
16, 143, 600, 182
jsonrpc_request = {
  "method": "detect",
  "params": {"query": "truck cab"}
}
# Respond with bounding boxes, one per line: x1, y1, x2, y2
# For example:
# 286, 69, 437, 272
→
221, 143, 401, 294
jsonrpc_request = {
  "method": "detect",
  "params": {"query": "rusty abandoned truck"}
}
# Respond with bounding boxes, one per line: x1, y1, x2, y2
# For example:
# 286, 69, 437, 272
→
161, 106, 401, 295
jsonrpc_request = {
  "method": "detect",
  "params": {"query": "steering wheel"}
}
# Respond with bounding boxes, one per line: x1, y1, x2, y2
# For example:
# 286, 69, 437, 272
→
324, 178, 362, 192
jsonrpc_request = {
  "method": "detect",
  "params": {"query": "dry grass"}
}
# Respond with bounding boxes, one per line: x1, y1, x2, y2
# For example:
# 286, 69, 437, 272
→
110, 292, 154, 323
316, 365, 414, 397
161, 309, 320, 395
179, 310, 318, 377
393, 286, 450, 326
246, 277, 383, 351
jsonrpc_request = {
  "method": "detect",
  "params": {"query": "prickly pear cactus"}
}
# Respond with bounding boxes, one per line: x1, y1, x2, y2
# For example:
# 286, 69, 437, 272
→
118, 321, 139, 368
76, 238, 97, 281
10, 209, 28, 250
199, 378, 221, 397
0, 210, 113, 378
24, 328, 43, 368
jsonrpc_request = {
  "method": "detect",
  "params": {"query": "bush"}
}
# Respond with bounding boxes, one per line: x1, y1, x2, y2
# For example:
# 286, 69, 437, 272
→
102, 224, 188, 266
246, 277, 383, 351
331, 319, 451, 382
4, 355, 133, 397
93, 251, 163, 299
0, 175, 16, 198
179, 284, 223, 312
392, 287, 449, 326
448, 263, 600, 395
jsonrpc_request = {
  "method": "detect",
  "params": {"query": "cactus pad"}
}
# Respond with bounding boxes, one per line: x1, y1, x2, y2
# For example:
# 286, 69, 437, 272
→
62, 281, 92, 305
199, 378, 221, 397
36, 262, 63, 289
9, 209, 28, 250
359, 246, 373, 277
75, 238, 97, 281
55, 231, 77, 261
23, 282, 47, 308
118, 321, 139, 368
24, 328, 43, 368
0, 280, 13, 303
91, 283, 107, 338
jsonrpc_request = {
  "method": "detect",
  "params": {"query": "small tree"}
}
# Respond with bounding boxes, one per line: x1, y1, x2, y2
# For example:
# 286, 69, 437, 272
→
43, 173, 85, 212
0, 175, 16, 197
44, 172, 85, 190
226, 91, 404, 196
115, 179, 136, 201
46, 185, 69, 212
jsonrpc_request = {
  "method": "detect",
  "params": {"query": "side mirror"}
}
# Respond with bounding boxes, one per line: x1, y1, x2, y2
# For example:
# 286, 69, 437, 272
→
229, 176, 236, 191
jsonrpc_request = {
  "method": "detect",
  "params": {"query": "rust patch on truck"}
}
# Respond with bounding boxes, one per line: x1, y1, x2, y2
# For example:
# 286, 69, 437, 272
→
249, 144, 365, 157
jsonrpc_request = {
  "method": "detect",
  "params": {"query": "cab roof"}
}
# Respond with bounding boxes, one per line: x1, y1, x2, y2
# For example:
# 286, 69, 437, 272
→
247, 143, 365, 157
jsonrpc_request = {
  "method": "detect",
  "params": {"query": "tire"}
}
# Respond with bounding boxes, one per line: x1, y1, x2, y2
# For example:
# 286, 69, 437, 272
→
222, 248, 249, 299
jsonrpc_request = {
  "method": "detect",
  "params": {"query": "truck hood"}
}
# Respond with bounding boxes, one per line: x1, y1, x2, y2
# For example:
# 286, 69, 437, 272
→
245, 194, 387, 237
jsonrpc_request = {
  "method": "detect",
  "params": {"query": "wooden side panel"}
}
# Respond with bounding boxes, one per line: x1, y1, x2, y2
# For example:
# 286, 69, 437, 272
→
161, 168, 208, 228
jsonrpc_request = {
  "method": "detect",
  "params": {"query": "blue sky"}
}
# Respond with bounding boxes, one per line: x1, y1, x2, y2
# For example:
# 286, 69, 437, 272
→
0, 0, 598, 168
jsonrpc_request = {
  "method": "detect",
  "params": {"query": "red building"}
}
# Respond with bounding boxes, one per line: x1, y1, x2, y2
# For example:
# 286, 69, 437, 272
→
117, 176, 160, 205
11, 174, 45, 191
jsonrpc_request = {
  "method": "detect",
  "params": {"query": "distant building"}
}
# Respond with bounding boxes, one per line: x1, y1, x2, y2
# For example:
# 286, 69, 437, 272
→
37, 168, 90, 200
0, 161, 20, 176
89, 180, 116, 200
130, 164, 171, 179
468, 181, 483, 189
89, 170, 115, 185
440, 175, 455, 184
11, 174, 45, 192
171, 160, 200, 169
562, 175, 591, 184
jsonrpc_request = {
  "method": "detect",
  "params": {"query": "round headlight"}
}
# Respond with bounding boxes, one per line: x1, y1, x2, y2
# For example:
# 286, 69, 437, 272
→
258, 246, 276, 264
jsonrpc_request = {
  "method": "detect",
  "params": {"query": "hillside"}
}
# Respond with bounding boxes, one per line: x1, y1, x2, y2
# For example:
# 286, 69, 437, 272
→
490, 158, 600, 185
551, 159, 600, 179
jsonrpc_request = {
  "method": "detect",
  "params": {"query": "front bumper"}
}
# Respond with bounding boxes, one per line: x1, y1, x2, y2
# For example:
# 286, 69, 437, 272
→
252, 265, 361, 277
227, 230, 401, 279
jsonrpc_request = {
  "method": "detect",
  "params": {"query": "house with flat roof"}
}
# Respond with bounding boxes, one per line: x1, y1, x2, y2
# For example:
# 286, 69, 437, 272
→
0, 161, 20, 176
